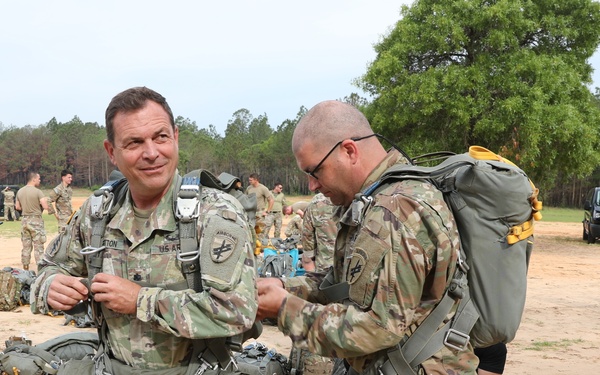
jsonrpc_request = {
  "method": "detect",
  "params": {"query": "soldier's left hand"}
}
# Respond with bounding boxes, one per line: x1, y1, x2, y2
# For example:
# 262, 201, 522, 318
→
91, 273, 141, 315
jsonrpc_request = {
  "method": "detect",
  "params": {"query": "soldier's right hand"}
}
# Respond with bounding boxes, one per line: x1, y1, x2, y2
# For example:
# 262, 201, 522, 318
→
47, 274, 89, 311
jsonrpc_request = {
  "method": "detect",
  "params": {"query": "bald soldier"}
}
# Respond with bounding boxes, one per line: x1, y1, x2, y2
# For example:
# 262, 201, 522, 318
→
257, 100, 478, 374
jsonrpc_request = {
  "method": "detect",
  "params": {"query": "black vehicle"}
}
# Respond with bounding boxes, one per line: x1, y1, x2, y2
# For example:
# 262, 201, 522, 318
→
0, 185, 21, 221
582, 187, 600, 244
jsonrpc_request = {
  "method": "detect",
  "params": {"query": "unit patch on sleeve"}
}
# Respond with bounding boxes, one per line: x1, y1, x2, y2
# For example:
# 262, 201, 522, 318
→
210, 231, 237, 263
346, 248, 368, 285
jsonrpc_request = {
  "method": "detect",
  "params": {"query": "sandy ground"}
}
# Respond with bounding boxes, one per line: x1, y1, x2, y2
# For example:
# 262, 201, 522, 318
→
0, 197, 598, 374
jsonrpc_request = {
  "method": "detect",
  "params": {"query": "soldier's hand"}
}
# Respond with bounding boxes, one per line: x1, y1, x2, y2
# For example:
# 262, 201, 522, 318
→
47, 274, 89, 311
257, 278, 287, 320
91, 273, 141, 315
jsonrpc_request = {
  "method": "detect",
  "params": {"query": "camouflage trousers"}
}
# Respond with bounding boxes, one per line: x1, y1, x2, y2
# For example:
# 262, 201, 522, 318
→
57, 213, 71, 232
289, 348, 334, 375
20, 215, 46, 267
256, 213, 270, 245
262, 213, 283, 239
3, 204, 16, 221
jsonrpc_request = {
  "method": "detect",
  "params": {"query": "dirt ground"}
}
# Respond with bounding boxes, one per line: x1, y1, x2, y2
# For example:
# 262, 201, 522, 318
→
0, 197, 598, 374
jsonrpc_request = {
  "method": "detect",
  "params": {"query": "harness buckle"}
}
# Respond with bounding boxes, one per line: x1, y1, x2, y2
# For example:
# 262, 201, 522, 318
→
90, 188, 115, 220
443, 328, 470, 351
177, 184, 200, 222
193, 355, 218, 375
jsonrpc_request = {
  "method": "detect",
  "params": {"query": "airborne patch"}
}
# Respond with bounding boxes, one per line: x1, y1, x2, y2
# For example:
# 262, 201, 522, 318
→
210, 231, 237, 263
346, 248, 368, 284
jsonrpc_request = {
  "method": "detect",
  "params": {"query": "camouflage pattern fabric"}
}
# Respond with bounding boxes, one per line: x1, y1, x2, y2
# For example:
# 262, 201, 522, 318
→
269, 191, 287, 238
31, 175, 258, 371
20, 216, 46, 266
281, 150, 478, 375
301, 193, 339, 272
284, 215, 303, 238
48, 183, 73, 230
3, 189, 16, 221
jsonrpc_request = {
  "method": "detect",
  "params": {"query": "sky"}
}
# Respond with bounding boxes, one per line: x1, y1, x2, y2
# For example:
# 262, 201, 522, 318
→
2, 1, 600, 136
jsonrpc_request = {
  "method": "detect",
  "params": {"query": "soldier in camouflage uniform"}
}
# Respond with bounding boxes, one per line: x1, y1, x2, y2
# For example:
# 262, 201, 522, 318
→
257, 100, 478, 374
263, 182, 287, 238
47, 169, 73, 231
288, 193, 340, 375
301, 193, 339, 272
284, 207, 304, 239
15, 172, 49, 270
3, 186, 16, 221
30, 87, 257, 374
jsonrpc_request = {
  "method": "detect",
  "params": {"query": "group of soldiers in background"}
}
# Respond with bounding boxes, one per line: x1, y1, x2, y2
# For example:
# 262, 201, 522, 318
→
2, 169, 73, 270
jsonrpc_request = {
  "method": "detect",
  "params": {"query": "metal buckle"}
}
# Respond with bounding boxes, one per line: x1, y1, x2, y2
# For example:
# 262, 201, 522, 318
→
80, 246, 107, 255
90, 189, 115, 219
193, 355, 218, 375
444, 328, 470, 351
177, 185, 200, 222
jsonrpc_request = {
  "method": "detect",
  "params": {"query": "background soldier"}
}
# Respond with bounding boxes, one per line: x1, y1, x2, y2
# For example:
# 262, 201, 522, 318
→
47, 169, 73, 231
3, 186, 16, 221
264, 182, 287, 238
301, 192, 338, 272
15, 172, 49, 270
284, 206, 304, 239
246, 173, 274, 244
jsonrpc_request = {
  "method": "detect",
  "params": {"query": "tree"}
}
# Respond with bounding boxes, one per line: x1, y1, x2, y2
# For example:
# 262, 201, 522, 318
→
359, 0, 600, 192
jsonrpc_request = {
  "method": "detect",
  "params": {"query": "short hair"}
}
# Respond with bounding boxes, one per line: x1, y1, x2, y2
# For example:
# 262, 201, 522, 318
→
274, 182, 282, 188
27, 171, 38, 182
61, 169, 72, 177
105, 86, 175, 144
249, 173, 259, 180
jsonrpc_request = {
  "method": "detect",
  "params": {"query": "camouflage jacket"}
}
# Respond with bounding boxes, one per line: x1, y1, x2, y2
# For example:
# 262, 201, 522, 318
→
282, 150, 478, 375
47, 183, 72, 218
31, 175, 258, 370
301, 193, 339, 272
285, 214, 303, 238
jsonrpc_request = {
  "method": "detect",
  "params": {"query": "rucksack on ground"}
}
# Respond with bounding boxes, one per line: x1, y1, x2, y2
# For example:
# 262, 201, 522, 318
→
0, 332, 99, 375
259, 253, 295, 278
0, 268, 24, 311
258, 236, 302, 278
234, 342, 288, 375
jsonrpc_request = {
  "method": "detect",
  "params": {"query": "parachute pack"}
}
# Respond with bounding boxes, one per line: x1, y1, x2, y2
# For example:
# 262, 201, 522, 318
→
258, 236, 302, 278
0, 332, 99, 375
234, 342, 288, 375
0, 267, 36, 311
323, 145, 542, 374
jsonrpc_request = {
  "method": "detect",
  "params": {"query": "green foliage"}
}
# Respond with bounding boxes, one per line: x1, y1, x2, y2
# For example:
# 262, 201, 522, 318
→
359, 0, 600, 193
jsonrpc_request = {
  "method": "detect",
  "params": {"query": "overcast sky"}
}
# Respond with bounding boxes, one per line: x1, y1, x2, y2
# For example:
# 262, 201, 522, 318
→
2, 1, 600, 136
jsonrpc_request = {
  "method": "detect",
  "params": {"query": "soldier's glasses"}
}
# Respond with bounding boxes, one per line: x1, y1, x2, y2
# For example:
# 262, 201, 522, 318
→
305, 133, 377, 180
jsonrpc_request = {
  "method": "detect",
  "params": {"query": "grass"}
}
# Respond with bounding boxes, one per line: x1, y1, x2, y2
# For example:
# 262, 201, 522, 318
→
539, 206, 582, 223
525, 338, 583, 351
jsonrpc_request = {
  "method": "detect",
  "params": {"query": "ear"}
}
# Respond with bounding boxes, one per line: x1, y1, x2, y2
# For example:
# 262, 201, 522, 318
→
340, 139, 360, 165
104, 139, 117, 166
